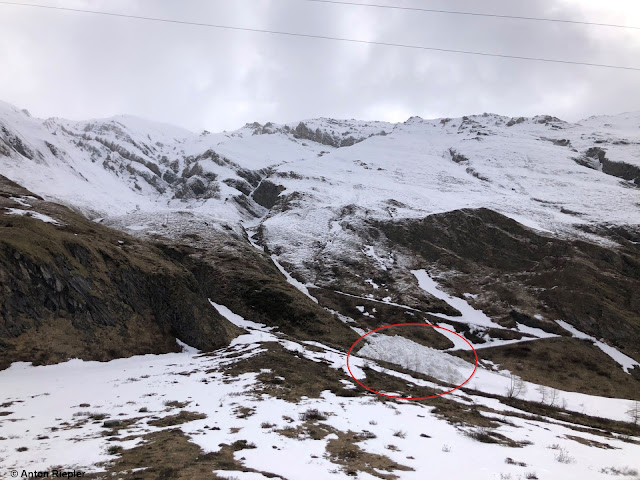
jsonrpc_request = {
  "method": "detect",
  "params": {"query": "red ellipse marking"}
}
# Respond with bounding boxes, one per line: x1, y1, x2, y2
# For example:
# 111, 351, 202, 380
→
346, 323, 478, 400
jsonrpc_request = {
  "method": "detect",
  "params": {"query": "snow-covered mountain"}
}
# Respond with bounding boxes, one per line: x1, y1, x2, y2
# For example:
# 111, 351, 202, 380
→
1, 101, 639, 479
2, 100, 638, 225
2, 100, 639, 335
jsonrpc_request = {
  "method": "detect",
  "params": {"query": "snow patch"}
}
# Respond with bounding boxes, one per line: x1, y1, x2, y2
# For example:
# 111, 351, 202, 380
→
271, 255, 318, 303
357, 333, 476, 385
4, 207, 61, 225
556, 320, 640, 373
411, 269, 499, 328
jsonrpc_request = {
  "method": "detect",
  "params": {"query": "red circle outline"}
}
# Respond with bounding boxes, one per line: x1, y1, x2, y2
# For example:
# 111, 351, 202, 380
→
346, 323, 478, 400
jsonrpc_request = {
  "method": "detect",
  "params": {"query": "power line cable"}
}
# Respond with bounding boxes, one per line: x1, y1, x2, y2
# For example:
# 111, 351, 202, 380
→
298, 0, 640, 31
1, 1, 639, 71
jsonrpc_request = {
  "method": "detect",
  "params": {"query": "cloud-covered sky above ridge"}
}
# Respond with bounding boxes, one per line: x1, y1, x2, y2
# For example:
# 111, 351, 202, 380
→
1, 0, 639, 131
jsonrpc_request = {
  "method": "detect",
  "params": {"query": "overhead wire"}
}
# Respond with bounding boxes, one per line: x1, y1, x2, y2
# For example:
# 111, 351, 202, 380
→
299, 0, 640, 31
0, 1, 638, 71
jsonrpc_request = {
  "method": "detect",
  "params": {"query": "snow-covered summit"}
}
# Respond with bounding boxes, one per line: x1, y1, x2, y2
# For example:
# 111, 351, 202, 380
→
1, 100, 638, 232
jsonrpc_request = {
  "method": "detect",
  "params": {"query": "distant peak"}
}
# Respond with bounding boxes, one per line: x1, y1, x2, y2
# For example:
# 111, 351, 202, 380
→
405, 116, 423, 123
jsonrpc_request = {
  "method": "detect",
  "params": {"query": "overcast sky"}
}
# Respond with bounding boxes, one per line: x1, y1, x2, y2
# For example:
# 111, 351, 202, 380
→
1, 0, 639, 132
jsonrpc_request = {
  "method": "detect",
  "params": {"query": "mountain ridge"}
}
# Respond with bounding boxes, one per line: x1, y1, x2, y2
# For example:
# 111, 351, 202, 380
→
1, 98, 639, 367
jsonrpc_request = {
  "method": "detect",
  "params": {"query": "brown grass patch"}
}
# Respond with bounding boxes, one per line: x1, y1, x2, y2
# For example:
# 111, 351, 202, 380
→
564, 435, 617, 449
454, 337, 640, 400
148, 411, 206, 428
325, 429, 413, 479
234, 406, 256, 419
223, 342, 362, 402
83, 428, 281, 480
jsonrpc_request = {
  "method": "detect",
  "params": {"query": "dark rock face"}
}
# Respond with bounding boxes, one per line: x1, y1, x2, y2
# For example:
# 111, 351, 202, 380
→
574, 147, 640, 186
377, 208, 640, 361
154, 230, 358, 351
601, 158, 640, 185
252, 180, 285, 209
0, 176, 239, 369
236, 168, 263, 187
506, 117, 526, 127
223, 178, 253, 196
292, 122, 363, 148
449, 148, 469, 164
0, 175, 357, 369
1, 125, 37, 160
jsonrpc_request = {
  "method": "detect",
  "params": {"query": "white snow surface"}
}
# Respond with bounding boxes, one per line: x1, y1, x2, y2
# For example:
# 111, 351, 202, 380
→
3, 207, 61, 225
357, 333, 475, 385
270, 254, 318, 303
411, 269, 500, 329
1, 302, 638, 479
353, 324, 634, 422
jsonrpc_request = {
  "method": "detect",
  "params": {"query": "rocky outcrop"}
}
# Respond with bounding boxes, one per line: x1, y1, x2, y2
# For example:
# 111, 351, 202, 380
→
252, 180, 285, 209
292, 122, 364, 148
148, 226, 359, 351
0, 174, 358, 369
601, 158, 640, 186
574, 147, 640, 186
0, 176, 240, 369
377, 208, 640, 360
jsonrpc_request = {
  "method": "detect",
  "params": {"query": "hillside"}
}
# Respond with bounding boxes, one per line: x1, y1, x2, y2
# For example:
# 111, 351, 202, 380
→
1, 101, 639, 479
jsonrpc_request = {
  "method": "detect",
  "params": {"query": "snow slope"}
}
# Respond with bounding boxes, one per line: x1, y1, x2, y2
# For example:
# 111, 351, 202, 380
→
1, 101, 638, 230
1, 302, 638, 480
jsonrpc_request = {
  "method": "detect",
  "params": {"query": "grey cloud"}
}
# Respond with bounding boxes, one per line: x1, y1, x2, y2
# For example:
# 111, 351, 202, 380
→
0, 0, 638, 131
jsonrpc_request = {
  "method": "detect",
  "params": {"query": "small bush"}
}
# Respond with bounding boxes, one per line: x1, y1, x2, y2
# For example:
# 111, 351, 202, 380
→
467, 427, 498, 443
442, 444, 451, 452
600, 466, 639, 476
261, 422, 275, 429
163, 400, 188, 408
231, 440, 256, 450
299, 408, 327, 421
525, 473, 539, 479
16, 446, 28, 452
73, 411, 107, 420
107, 445, 123, 455
355, 430, 377, 440
554, 448, 574, 464
505, 457, 527, 467
393, 430, 407, 439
